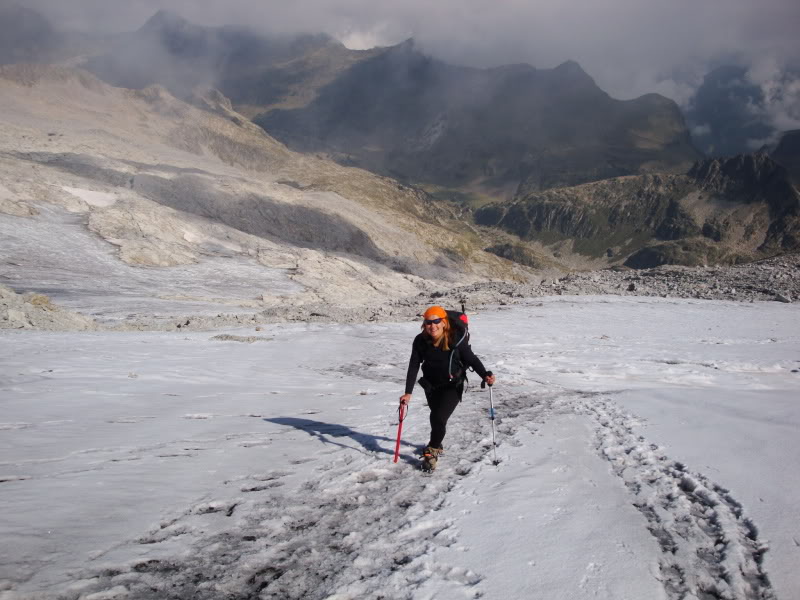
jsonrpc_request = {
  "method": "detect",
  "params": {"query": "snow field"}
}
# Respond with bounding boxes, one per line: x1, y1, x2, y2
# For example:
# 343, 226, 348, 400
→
1, 296, 798, 599
428, 412, 667, 600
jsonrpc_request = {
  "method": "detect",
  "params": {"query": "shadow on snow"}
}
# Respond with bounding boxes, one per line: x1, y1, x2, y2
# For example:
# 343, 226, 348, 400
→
264, 417, 421, 465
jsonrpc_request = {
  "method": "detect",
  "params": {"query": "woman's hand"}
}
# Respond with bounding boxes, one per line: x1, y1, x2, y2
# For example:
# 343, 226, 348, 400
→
399, 393, 412, 405
484, 374, 496, 386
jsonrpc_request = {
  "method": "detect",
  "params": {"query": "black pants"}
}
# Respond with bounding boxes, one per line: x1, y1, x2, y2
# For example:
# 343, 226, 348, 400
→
425, 383, 464, 449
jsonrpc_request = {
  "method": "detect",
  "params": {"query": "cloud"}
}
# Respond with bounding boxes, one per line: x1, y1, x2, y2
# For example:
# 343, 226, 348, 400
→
746, 57, 800, 136
338, 23, 398, 52
26, 0, 800, 106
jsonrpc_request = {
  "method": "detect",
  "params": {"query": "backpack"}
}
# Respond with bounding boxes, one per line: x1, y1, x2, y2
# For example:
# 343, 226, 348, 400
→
445, 308, 470, 382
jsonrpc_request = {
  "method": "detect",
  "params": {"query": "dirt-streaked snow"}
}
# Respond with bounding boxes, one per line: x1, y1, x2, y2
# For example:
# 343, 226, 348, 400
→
1, 297, 798, 599
0, 203, 301, 322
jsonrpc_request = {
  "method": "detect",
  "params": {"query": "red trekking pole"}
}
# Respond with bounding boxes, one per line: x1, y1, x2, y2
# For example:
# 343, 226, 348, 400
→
393, 403, 408, 463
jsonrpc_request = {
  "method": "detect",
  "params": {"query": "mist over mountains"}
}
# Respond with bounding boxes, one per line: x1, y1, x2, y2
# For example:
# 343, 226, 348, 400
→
686, 65, 800, 157
47, 9, 702, 196
257, 45, 699, 197
0, 1, 62, 64
9, 1, 800, 158
83, 10, 348, 102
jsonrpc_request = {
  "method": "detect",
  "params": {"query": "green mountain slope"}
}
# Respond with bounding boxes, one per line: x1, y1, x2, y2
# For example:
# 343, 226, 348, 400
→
475, 153, 800, 268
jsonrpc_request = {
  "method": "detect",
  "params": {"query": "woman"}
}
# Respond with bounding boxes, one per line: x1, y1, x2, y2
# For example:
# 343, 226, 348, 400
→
400, 306, 496, 470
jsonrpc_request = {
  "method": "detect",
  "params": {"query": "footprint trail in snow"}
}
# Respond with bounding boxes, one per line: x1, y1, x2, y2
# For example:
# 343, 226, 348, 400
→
60, 386, 776, 600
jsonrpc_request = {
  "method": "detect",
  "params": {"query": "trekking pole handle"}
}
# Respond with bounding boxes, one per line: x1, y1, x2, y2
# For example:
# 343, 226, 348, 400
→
481, 370, 494, 389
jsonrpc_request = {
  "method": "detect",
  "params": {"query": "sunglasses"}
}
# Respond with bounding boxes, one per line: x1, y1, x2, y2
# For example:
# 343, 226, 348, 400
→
423, 318, 443, 325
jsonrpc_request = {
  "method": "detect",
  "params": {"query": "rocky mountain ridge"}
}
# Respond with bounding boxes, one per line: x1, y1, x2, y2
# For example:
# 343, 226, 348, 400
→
476, 152, 800, 269
257, 41, 699, 197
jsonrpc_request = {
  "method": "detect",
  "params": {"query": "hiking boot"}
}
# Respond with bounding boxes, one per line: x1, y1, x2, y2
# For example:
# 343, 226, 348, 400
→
421, 446, 443, 472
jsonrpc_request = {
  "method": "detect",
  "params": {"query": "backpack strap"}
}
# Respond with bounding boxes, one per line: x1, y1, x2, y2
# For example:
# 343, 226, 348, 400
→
445, 310, 470, 381
448, 330, 469, 381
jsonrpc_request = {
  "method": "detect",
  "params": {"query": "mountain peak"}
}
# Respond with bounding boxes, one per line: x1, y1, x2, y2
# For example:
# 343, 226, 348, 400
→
0, 1, 60, 65
555, 59, 581, 71
551, 59, 597, 88
386, 38, 416, 53
139, 9, 192, 34
554, 59, 587, 76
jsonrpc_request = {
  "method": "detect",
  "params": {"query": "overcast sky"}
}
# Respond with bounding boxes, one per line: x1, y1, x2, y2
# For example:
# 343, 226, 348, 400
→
27, 0, 800, 109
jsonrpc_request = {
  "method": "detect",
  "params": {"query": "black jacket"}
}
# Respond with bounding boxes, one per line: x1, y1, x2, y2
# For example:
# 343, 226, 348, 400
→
404, 333, 489, 394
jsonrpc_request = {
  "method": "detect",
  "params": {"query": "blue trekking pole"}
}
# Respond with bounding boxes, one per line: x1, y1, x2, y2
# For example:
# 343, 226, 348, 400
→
481, 371, 498, 465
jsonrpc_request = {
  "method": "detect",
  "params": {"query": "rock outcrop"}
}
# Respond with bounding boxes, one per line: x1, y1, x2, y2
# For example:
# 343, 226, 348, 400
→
0, 285, 96, 330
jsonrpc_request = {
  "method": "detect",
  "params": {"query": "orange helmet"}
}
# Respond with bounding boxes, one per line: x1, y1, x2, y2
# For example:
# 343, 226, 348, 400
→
423, 306, 448, 320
